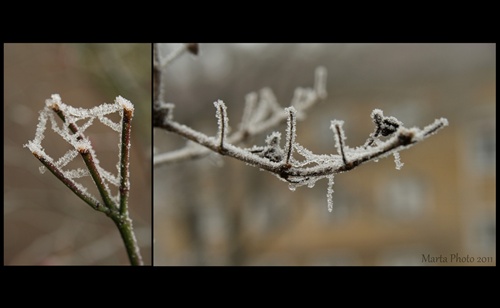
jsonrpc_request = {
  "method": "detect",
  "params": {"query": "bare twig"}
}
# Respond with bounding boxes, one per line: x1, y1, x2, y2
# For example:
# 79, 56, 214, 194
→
215, 100, 228, 153
25, 95, 143, 265
153, 46, 448, 210
31, 151, 108, 214
155, 103, 448, 184
284, 107, 296, 166
154, 67, 328, 166
331, 120, 347, 166
118, 99, 134, 215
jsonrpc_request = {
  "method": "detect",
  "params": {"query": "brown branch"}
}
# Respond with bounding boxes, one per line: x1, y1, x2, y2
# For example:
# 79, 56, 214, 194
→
153, 43, 162, 105
333, 122, 347, 165
155, 106, 448, 184
215, 100, 227, 153
154, 67, 327, 167
284, 108, 296, 166
31, 151, 109, 214
51, 104, 116, 211
119, 106, 133, 215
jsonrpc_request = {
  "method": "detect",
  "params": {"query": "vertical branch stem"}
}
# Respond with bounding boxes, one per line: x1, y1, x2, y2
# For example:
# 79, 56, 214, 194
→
334, 123, 347, 165
110, 214, 143, 266
219, 105, 226, 151
153, 43, 162, 105
284, 107, 296, 165
51, 102, 143, 265
119, 107, 133, 215
215, 100, 228, 153
79, 149, 116, 210
53, 107, 115, 209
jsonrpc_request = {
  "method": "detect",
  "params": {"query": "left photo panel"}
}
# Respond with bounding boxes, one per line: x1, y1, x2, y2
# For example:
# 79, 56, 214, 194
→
4, 43, 152, 265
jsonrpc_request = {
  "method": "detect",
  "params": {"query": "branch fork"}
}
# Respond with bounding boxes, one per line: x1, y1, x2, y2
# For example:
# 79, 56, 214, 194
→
25, 94, 143, 265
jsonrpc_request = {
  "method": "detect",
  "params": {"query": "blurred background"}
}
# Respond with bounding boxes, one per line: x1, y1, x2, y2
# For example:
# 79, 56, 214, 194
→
4, 43, 151, 265
154, 43, 495, 266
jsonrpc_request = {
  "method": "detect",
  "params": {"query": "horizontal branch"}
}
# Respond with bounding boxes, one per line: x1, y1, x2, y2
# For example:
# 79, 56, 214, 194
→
153, 58, 448, 210
154, 105, 448, 183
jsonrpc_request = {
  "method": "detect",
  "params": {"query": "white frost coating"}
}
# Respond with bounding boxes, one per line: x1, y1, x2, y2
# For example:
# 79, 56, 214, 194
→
45, 94, 62, 108
327, 175, 334, 212
415, 118, 449, 140
330, 120, 346, 156
76, 117, 96, 135
98, 116, 121, 132
152, 65, 449, 213
33, 110, 48, 147
64, 168, 90, 179
160, 102, 176, 122
251, 94, 272, 125
115, 96, 134, 112
240, 92, 257, 130
75, 138, 93, 153
266, 131, 282, 146
291, 88, 318, 113
26, 94, 134, 207
291, 87, 306, 109
214, 100, 229, 143
284, 107, 297, 162
393, 152, 404, 170
97, 165, 120, 187
24, 140, 42, 155
154, 68, 328, 168
55, 149, 79, 168
260, 88, 282, 114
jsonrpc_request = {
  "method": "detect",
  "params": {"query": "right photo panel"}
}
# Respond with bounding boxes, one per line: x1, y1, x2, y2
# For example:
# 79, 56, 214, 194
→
153, 43, 495, 266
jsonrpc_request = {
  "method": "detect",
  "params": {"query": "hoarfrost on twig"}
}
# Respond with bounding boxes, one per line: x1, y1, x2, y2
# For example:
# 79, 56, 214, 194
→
393, 152, 404, 170
25, 94, 134, 209
153, 62, 448, 211
327, 175, 335, 212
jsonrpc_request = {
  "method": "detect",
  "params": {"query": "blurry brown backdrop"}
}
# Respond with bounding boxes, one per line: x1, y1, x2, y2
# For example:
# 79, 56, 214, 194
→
154, 43, 495, 266
4, 43, 151, 265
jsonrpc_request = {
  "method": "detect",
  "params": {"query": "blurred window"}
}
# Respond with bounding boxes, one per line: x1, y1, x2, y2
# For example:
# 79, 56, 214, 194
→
471, 123, 495, 176
465, 209, 496, 257
314, 187, 355, 224
378, 176, 426, 220
199, 206, 226, 244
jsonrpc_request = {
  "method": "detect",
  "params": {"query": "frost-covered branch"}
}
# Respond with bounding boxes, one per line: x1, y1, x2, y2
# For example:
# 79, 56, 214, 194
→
154, 65, 328, 165
25, 94, 143, 265
156, 97, 448, 177
158, 100, 447, 211
153, 45, 448, 211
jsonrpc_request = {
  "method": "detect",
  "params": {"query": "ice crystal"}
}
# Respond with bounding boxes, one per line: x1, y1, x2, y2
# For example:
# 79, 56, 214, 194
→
214, 100, 229, 146
393, 152, 404, 170
327, 175, 334, 212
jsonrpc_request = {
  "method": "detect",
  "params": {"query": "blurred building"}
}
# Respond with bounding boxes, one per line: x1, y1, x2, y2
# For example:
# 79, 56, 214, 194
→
154, 43, 495, 266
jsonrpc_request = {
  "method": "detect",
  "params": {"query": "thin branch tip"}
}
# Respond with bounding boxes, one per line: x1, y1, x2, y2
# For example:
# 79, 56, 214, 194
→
284, 107, 297, 165
214, 100, 229, 150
